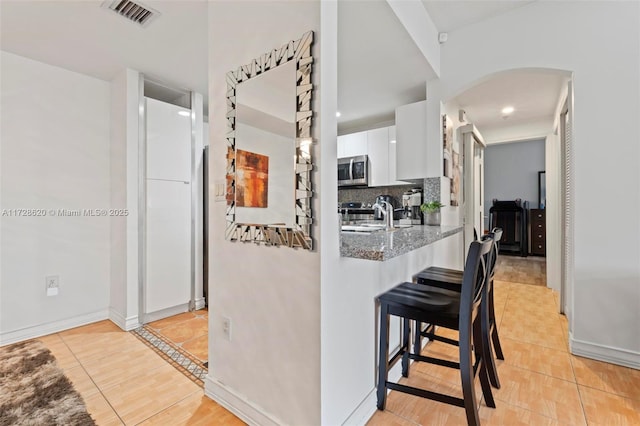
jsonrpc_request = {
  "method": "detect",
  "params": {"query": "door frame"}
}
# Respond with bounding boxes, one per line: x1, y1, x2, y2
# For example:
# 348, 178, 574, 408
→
461, 124, 486, 253
137, 81, 203, 325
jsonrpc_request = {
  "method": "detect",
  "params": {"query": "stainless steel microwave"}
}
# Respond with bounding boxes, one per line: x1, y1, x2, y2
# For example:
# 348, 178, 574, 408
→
338, 155, 369, 187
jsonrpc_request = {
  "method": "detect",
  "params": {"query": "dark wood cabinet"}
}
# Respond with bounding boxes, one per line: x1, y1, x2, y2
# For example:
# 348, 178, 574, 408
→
530, 209, 546, 256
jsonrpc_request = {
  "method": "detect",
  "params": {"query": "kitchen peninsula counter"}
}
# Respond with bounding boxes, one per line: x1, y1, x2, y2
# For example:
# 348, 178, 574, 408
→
340, 224, 463, 261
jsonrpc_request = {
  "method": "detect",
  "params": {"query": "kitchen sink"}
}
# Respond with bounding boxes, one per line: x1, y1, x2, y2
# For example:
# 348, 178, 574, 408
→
341, 224, 386, 233
341, 223, 412, 233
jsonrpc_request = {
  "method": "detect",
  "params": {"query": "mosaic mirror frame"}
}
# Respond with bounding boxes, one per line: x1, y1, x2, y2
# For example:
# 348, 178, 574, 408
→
225, 31, 314, 249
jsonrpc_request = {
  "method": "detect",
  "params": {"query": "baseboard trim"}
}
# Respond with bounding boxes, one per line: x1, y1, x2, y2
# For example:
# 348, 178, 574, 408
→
195, 297, 206, 310
109, 308, 140, 331
204, 376, 284, 426
342, 388, 378, 426
142, 303, 190, 324
0, 309, 109, 346
570, 334, 640, 370
342, 357, 404, 426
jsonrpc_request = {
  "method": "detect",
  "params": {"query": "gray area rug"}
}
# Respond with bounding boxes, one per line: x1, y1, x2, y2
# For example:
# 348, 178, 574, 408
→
0, 340, 95, 426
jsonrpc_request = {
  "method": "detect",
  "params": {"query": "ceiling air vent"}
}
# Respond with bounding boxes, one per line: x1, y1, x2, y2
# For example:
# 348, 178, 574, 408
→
101, 0, 160, 27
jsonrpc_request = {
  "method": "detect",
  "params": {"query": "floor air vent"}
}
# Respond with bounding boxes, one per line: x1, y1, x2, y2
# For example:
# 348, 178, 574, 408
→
101, 0, 160, 27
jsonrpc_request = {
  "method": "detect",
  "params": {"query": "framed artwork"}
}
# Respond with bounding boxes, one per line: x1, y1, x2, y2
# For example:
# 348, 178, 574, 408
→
236, 149, 269, 208
443, 114, 453, 178
451, 151, 460, 206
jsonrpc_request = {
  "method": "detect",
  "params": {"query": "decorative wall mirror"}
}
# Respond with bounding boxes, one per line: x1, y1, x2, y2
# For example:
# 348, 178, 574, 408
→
225, 31, 314, 249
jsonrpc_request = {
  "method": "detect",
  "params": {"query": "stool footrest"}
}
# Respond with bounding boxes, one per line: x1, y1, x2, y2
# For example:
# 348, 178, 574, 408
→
387, 345, 408, 368
422, 331, 460, 347
410, 353, 460, 370
386, 382, 465, 407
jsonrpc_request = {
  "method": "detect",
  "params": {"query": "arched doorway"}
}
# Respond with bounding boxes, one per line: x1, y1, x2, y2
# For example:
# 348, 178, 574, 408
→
434, 68, 574, 322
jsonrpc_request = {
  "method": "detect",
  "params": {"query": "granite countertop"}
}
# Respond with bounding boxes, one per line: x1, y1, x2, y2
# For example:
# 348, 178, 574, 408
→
340, 224, 463, 261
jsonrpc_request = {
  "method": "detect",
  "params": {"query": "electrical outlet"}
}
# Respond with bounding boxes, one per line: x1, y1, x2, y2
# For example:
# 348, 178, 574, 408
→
46, 275, 59, 296
222, 316, 232, 341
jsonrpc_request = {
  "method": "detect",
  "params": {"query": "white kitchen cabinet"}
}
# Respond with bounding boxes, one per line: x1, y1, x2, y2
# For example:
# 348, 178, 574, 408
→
337, 130, 367, 158
396, 100, 428, 181
367, 127, 389, 187
388, 126, 408, 186
338, 125, 408, 187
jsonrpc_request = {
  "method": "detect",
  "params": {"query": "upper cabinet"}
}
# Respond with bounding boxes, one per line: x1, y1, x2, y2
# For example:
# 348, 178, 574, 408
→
367, 127, 390, 187
387, 126, 407, 186
395, 100, 428, 181
337, 131, 367, 158
338, 125, 407, 187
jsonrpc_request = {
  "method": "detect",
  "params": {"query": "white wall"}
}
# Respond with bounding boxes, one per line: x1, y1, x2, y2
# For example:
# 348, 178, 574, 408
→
387, 0, 440, 78
319, 4, 464, 424
109, 68, 141, 330
434, 1, 640, 366
207, 2, 321, 425
484, 138, 546, 221
0, 51, 111, 344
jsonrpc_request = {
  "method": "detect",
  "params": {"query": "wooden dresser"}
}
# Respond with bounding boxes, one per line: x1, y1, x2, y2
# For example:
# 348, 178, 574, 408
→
530, 209, 546, 256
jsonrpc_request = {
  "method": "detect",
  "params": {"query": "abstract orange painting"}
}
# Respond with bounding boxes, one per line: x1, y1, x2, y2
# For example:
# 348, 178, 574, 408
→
236, 149, 269, 208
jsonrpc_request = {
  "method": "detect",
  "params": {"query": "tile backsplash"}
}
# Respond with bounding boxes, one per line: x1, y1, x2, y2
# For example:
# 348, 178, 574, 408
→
338, 178, 441, 210
423, 177, 441, 203
338, 184, 423, 208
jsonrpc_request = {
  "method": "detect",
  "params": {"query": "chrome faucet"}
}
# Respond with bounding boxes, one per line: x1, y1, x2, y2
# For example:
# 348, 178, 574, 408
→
373, 200, 394, 230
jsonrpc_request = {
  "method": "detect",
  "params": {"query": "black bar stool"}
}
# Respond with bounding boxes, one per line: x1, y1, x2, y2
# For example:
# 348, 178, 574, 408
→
413, 228, 504, 389
376, 236, 496, 426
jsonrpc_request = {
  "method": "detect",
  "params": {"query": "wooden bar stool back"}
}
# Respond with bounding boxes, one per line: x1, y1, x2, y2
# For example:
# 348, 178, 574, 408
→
376, 236, 495, 426
413, 228, 504, 388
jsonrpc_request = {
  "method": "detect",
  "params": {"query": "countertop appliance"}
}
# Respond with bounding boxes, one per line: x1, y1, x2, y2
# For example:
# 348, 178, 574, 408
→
401, 189, 423, 225
338, 155, 369, 187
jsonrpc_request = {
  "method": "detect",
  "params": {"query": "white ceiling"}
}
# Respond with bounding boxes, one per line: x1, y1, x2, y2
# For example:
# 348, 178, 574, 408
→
337, 0, 435, 133
453, 70, 568, 141
1, 0, 561, 143
0, 0, 208, 100
422, 0, 536, 33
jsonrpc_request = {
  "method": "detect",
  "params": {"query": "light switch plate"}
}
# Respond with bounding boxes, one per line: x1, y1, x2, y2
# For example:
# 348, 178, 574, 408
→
214, 179, 226, 202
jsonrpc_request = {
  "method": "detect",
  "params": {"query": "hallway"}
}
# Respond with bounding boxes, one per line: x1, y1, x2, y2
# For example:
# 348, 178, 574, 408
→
368, 256, 640, 425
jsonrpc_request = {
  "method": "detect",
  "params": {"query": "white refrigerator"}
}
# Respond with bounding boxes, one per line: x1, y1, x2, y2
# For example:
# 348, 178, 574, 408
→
144, 97, 192, 318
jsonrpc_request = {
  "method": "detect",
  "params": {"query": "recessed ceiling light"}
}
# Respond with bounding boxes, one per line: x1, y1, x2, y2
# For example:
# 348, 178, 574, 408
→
178, 111, 190, 117
336, 111, 341, 118
389, 139, 396, 144
501, 106, 515, 115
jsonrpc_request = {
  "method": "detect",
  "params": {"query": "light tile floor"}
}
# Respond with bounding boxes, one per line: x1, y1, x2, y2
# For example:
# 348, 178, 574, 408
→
146, 309, 209, 364
368, 257, 640, 425
37, 318, 243, 425
32, 257, 639, 425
